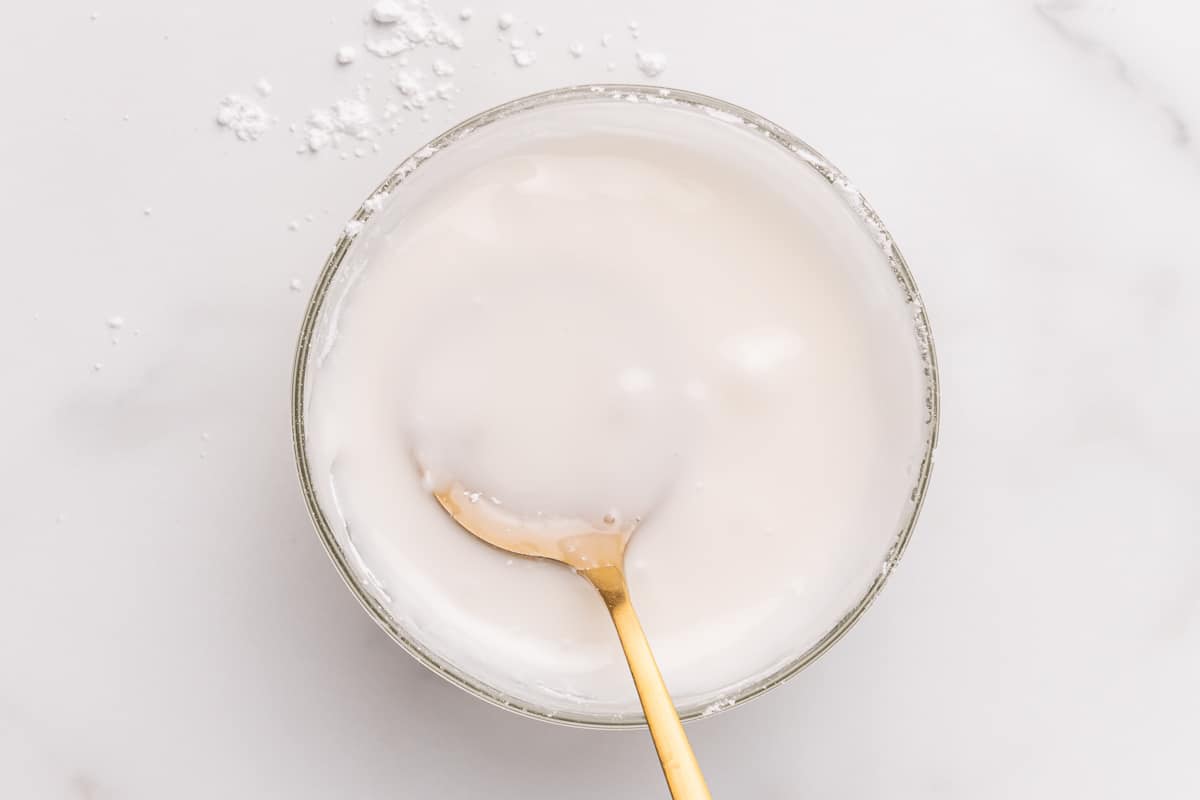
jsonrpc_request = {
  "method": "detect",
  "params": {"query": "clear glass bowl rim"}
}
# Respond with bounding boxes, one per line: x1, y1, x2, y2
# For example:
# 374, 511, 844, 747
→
290, 83, 941, 729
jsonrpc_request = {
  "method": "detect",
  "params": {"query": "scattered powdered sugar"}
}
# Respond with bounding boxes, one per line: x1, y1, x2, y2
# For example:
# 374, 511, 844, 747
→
396, 71, 420, 96
304, 126, 332, 152
392, 69, 454, 110
363, 38, 406, 58
106, 316, 125, 330
366, 0, 463, 57
290, 278, 303, 291
301, 97, 378, 152
331, 98, 372, 135
395, 71, 421, 96
215, 95, 274, 141
213, 2, 671, 152
635, 50, 667, 77
371, 0, 405, 23
344, 219, 365, 236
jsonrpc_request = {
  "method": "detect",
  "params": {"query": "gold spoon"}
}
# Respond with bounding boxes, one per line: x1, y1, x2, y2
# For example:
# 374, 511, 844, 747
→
430, 480, 713, 799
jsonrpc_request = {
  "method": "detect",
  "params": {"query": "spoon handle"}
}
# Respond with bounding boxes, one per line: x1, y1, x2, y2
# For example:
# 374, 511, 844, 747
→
583, 566, 713, 800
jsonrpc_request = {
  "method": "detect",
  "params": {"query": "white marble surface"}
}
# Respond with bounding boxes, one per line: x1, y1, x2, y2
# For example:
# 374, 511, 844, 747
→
2, 0, 1198, 796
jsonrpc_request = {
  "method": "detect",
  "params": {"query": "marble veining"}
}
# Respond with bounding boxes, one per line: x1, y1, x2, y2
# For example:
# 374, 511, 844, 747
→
1036, 0, 1196, 153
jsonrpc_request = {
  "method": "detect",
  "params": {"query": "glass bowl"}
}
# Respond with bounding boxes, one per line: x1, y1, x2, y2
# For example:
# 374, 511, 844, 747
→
291, 84, 940, 728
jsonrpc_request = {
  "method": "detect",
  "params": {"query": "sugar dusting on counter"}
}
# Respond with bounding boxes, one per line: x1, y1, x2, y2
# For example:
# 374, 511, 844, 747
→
635, 51, 667, 78
365, 0, 464, 56
215, 95, 274, 141
212, 0, 670, 151
300, 97, 378, 152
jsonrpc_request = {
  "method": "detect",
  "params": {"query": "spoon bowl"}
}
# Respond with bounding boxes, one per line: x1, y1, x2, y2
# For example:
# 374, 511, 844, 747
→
431, 481, 629, 570
428, 478, 712, 799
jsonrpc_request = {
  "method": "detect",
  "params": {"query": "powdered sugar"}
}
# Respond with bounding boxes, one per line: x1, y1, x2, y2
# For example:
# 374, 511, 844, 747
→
371, 1, 405, 23
301, 97, 377, 152
392, 68, 454, 110
395, 71, 421, 96
215, 95, 274, 141
635, 50, 667, 78
330, 99, 373, 137
214, 2, 671, 151
364, 38, 408, 58
366, 0, 463, 57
